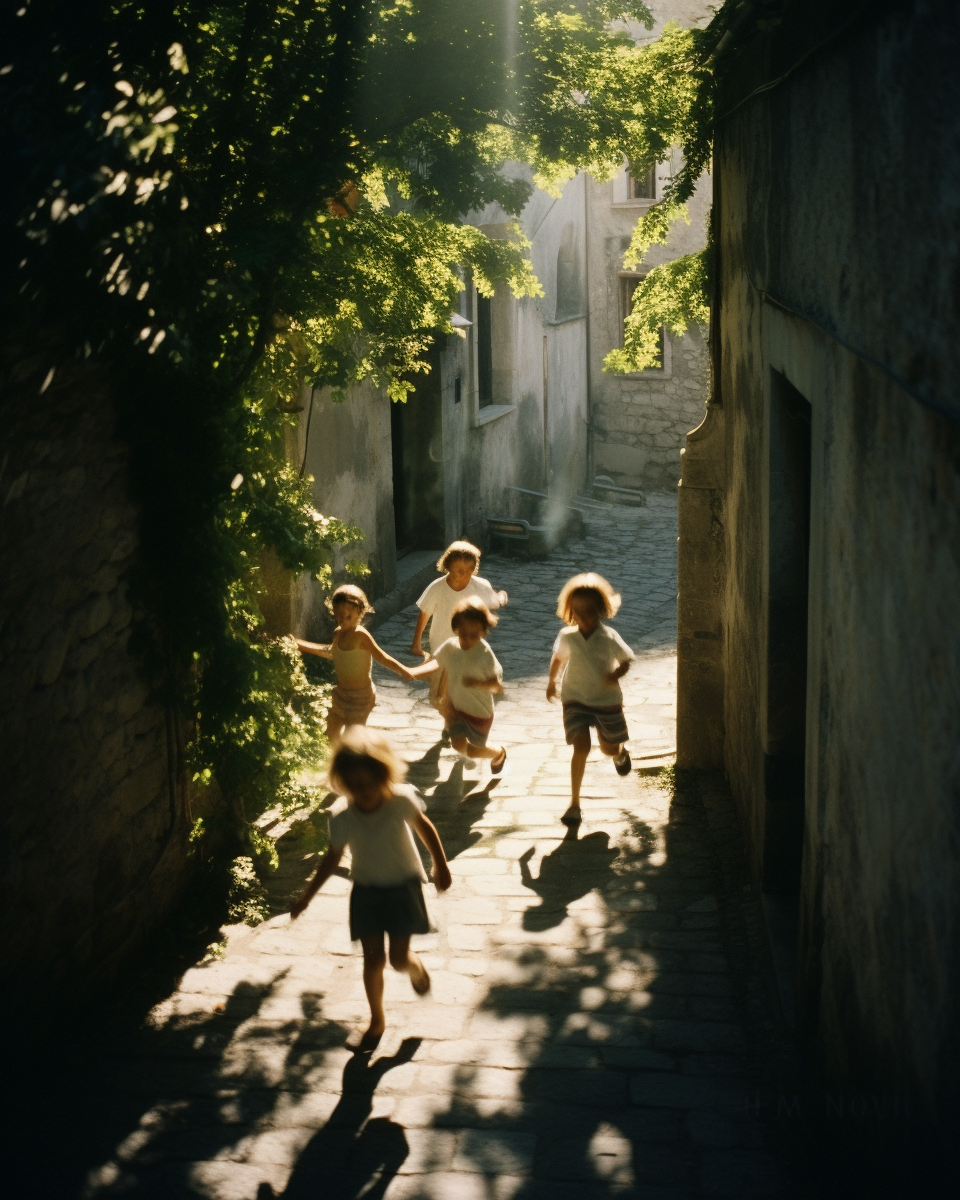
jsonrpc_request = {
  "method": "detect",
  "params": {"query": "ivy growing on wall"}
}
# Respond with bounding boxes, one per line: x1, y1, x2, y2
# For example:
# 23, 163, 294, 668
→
3, 0, 711, 846
606, 0, 793, 373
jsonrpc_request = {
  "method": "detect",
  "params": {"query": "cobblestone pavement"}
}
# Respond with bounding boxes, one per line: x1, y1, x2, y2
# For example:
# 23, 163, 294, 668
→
69, 493, 799, 1199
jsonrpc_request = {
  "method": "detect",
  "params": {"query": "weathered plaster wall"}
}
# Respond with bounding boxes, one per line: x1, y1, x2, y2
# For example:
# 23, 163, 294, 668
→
443, 168, 589, 545
0, 339, 188, 1012
713, 0, 960, 1113
296, 380, 397, 637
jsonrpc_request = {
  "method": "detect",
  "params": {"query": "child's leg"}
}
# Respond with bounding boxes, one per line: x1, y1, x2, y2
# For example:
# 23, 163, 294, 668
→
599, 734, 631, 774
388, 933, 431, 994
569, 729, 591, 808
326, 714, 345, 743
462, 738, 501, 761
360, 934, 387, 1035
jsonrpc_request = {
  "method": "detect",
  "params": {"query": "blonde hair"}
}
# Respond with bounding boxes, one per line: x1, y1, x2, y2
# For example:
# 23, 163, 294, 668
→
325, 583, 373, 619
328, 726, 406, 794
556, 573, 622, 624
437, 540, 481, 574
451, 597, 498, 633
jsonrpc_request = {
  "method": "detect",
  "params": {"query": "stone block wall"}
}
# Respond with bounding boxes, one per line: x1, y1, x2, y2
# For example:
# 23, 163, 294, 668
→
1, 334, 189, 1013
592, 326, 709, 491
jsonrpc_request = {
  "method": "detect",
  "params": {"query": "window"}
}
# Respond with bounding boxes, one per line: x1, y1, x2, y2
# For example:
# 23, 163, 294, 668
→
626, 163, 656, 200
619, 274, 664, 368
554, 222, 583, 321
476, 293, 493, 406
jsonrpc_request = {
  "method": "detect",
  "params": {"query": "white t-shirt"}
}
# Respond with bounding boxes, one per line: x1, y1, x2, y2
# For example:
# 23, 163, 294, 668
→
552, 623, 635, 707
327, 784, 427, 886
434, 637, 502, 718
417, 575, 501, 653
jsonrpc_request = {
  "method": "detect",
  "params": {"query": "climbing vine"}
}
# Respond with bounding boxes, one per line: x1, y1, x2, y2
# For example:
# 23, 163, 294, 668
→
606, 0, 790, 373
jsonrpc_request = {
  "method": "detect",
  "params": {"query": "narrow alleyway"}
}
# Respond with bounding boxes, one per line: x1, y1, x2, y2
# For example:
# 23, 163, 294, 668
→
66, 494, 799, 1199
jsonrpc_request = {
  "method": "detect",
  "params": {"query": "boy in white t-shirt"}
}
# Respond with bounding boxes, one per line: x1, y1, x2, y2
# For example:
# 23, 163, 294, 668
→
410, 598, 507, 773
290, 727, 451, 1053
547, 573, 635, 827
411, 540, 508, 741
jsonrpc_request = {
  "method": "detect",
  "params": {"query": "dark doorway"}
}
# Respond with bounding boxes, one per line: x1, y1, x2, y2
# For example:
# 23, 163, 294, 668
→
476, 294, 493, 406
764, 369, 812, 893
390, 343, 445, 555
762, 370, 812, 1030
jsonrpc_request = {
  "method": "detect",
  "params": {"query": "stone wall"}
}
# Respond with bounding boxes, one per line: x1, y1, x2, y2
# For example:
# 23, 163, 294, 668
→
0, 333, 189, 1012
700, 0, 960, 1123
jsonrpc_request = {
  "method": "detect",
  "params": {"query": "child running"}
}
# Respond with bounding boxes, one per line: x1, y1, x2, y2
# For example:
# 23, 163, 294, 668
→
410, 598, 507, 773
295, 584, 414, 742
546, 573, 635, 827
290, 726, 451, 1052
411, 541, 508, 740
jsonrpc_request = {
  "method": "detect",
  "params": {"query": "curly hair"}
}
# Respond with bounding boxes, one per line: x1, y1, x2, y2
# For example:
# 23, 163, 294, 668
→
556, 572, 622, 624
324, 583, 373, 618
451, 597, 498, 633
437, 539, 481, 574
328, 726, 406, 793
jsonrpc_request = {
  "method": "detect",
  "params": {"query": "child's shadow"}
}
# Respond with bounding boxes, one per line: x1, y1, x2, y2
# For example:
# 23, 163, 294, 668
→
275, 1038, 421, 1200
519, 830, 619, 931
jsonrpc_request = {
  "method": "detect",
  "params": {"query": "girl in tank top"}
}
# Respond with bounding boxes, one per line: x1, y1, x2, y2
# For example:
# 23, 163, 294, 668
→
296, 584, 414, 742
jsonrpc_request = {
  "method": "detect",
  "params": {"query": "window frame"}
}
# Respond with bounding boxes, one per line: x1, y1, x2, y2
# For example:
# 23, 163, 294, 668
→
618, 272, 671, 378
626, 163, 656, 201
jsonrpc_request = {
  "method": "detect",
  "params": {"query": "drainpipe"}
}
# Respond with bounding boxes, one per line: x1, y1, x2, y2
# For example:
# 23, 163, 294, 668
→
583, 170, 594, 493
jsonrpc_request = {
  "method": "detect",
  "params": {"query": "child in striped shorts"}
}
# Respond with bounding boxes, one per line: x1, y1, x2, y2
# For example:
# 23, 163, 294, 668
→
546, 573, 635, 826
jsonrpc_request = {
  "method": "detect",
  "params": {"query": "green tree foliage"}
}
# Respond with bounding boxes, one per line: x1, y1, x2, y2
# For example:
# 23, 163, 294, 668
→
1, 0, 711, 842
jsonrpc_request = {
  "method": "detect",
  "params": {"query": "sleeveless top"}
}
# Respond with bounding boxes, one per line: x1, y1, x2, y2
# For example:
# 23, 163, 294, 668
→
331, 632, 373, 690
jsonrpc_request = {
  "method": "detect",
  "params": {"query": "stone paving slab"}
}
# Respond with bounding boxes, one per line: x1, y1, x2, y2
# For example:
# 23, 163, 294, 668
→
66, 494, 801, 1199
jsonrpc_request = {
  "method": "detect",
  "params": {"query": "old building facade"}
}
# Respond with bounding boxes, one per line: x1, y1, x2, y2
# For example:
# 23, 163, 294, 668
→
676, 0, 960, 1139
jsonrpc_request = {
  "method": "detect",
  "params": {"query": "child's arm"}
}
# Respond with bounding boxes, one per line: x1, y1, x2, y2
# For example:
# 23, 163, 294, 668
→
605, 659, 632, 686
295, 636, 333, 659
410, 609, 430, 657
354, 628, 416, 681
462, 673, 503, 693
546, 653, 564, 701
410, 811, 452, 892
290, 845, 344, 918
406, 658, 440, 680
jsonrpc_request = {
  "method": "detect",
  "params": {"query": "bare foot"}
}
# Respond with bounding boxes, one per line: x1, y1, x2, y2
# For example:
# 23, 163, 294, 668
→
346, 1021, 385, 1052
408, 955, 431, 996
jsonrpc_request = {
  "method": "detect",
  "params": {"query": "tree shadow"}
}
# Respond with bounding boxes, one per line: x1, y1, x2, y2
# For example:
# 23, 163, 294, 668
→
518, 828, 620, 931
63, 971, 356, 1197
409, 769, 803, 1197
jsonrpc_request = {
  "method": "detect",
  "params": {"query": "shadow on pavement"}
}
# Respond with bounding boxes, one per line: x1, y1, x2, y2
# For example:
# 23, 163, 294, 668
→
518, 829, 619, 931
277, 1038, 422, 1200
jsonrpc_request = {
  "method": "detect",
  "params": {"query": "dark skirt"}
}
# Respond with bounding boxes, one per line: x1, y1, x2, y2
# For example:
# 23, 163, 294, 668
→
349, 877, 431, 941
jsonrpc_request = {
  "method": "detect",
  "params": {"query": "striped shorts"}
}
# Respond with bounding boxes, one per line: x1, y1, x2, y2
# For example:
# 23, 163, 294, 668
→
562, 701, 629, 746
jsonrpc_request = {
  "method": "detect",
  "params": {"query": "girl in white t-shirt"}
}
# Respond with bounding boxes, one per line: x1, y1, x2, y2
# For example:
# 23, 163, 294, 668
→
290, 727, 451, 1052
411, 540, 508, 740
547, 573, 635, 826
411, 599, 507, 773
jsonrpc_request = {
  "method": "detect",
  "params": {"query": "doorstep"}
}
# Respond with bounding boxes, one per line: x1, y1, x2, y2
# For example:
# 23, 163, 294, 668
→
368, 550, 441, 630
